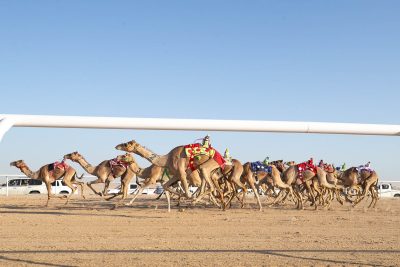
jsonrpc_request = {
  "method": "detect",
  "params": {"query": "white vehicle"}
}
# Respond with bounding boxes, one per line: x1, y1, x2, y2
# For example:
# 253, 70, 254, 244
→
0, 178, 75, 195
377, 183, 400, 198
107, 183, 163, 195
0, 178, 46, 195
107, 183, 138, 195
50, 180, 76, 195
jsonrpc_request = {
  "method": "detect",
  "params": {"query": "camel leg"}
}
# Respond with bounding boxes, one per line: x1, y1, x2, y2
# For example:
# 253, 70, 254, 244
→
44, 182, 54, 207
86, 178, 105, 196
231, 178, 247, 208
248, 180, 262, 211
62, 179, 78, 205
126, 187, 145, 206
70, 175, 86, 200
165, 190, 171, 212
101, 179, 112, 196
177, 159, 192, 199
75, 182, 86, 200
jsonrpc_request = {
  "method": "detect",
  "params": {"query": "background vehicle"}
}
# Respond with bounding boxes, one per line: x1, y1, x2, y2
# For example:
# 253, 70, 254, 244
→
50, 180, 77, 195
0, 178, 46, 195
377, 182, 400, 198
107, 183, 138, 195
0, 178, 76, 195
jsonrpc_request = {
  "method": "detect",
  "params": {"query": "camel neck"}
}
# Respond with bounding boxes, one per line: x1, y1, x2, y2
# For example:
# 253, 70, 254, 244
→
76, 157, 95, 174
20, 166, 39, 179
134, 145, 167, 166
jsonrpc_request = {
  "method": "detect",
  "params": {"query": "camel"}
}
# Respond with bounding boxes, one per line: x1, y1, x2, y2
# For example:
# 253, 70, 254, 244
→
281, 164, 336, 209
113, 153, 166, 206
115, 153, 220, 211
10, 160, 85, 206
190, 158, 247, 210
358, 169, 379, 208
240, 161, 293, 211
115, 139, 227, 206
63, 152, 133, 198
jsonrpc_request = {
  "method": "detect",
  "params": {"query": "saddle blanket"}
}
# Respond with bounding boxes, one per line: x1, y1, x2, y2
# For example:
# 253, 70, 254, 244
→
184, 143, 225, 171
357, 166, 374, 173
296, 161, 317, 182
250, 161, 272, 173
48, 161, 69, 172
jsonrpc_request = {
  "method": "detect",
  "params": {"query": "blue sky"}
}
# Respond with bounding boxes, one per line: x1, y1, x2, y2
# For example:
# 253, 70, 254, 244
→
0, 1, 399, 180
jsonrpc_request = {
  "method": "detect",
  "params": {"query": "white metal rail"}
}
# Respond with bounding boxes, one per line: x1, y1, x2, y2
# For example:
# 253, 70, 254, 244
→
1, 114, 400, 142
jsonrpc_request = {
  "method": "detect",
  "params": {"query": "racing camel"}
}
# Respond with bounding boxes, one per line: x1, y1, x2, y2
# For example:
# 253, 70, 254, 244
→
10, 160, 85, 206
115, 138, 227, 206
63, 152, 132, 198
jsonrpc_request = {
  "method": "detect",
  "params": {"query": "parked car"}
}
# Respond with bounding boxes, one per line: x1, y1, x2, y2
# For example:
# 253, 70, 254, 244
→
0, 178, 46, 195
0, 178, 76, 195
377, 182, 400, 198
50, 180, 77, 195
107, 183, 138, 195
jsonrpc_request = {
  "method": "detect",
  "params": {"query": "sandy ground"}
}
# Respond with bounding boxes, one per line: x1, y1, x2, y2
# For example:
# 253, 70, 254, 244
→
0, 194, 399, 267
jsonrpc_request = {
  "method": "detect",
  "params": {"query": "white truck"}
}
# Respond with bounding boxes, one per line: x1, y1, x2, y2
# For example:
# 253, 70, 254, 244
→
377, 182, 400, 198
0, 178, 75, 195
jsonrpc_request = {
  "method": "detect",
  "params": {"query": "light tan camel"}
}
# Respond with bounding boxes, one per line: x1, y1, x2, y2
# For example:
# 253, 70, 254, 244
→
115, 140, 225, 204
351, 168, 379, 208
116, 153, 209, 211
114, 153, 165, 206
63, 152, 132, 197
281, 165, 336, 209
10, 160, 85, 206
241, 162, 292, 211
190, 158, 247, 210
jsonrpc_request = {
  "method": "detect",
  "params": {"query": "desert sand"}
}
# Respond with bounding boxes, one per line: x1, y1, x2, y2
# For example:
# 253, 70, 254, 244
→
0, 195, 399, 266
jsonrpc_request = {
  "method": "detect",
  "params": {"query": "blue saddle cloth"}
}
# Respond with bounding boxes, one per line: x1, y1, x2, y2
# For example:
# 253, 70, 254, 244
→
250, 161, 272, 173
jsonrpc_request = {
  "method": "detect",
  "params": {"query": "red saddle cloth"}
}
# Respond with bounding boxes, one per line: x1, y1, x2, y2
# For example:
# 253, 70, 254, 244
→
296, 161, 317, 182
54, 161, 69, 170
48, 161, 69, 177
184, 143, 225, 171
109, 158, 129, 177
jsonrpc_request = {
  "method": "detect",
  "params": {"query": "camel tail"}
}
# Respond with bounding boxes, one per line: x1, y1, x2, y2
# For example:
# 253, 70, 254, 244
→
75, 173, 84, 180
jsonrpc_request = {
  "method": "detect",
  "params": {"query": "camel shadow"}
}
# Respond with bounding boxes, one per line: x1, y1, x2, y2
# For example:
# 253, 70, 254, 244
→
0, 249, 398, 266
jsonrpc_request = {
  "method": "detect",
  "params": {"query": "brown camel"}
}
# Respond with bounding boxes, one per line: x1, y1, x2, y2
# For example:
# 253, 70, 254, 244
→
349, 168, 379, 208
115, 139, 226, 205
241, 162, 292, 211
281, 165, 336, 209
63, 152, 133, 197
114, 153, 166, 206
116, 153, 210, 211
10, 160, 85, 206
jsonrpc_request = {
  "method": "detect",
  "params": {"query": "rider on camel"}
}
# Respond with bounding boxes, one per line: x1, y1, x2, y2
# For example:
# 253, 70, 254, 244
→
202, 135, 211, 149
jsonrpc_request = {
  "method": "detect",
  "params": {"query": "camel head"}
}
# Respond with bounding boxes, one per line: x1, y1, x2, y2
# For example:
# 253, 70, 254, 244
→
63, 152, 83, 162
116, 153, 142, 173
116, 153, 136, 163
115, 140, 140, 152
285, 161, 296, 167
10, 160, 26, 169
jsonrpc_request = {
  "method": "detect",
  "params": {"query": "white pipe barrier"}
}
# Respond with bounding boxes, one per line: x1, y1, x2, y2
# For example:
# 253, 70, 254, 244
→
1, 114, 400, 142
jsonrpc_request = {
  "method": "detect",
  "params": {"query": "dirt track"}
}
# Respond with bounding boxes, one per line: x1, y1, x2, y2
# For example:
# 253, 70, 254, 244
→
0, 195, 399, 266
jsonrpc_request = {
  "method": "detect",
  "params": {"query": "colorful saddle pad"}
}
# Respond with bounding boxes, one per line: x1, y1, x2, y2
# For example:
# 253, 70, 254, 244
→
184, 143, 225, 171
250, 161, 272, 173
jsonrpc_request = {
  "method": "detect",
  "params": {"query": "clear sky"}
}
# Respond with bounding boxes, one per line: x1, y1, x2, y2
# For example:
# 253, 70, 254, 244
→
0, 1, 399, 180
